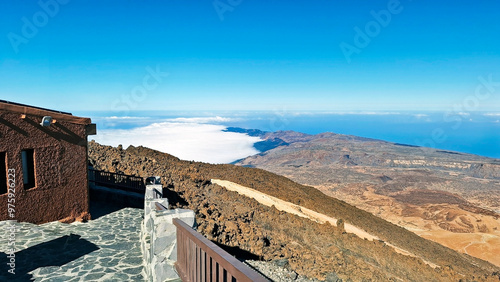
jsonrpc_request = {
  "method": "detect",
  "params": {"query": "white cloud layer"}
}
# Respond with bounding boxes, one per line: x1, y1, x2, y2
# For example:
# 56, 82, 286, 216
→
413, 114, 429, 118
92, 122, 261, 164
104, 116, 150, 120
288, 111, 402, 116
164, 116, 236, 123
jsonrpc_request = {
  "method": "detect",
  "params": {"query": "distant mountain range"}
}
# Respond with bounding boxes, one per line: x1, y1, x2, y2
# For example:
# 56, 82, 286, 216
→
231, 128, 500, 267
224, 127, 290, 155
89, 137, 500, 281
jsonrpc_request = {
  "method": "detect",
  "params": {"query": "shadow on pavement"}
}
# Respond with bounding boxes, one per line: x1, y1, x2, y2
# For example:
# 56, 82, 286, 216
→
0, 234, 99, 281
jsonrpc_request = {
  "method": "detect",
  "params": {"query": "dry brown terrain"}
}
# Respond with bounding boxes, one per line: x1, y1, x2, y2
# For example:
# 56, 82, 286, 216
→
212, 179, 440, 268
235, 129, 500, 267
321, 185, 500, 267
89, 141, 500, 281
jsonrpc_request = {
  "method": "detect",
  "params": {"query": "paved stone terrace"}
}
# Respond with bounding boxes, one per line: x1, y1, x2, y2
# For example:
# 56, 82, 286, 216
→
0, 206, 145, 281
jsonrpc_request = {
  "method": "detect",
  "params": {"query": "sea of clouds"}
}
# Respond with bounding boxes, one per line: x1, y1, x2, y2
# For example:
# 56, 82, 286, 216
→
91, 117, 262, 164
89, 111, 500, 162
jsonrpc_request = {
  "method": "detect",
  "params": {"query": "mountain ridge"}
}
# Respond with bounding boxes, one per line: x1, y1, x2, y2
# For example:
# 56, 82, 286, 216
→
234, 128, 500, 267
89, 140, 500, 281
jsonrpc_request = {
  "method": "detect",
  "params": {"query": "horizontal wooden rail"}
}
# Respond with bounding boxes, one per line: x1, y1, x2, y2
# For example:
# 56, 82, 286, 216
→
153, 187, 163, 199
155, 202, 168, 211
173, 218, 268, 282
88, 169, 145, 193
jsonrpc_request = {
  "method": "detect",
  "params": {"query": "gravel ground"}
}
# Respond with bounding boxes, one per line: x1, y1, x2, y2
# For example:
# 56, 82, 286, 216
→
245, 259, 343, 282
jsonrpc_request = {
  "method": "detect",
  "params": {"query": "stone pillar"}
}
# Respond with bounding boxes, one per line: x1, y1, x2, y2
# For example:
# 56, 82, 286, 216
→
141, 184, 195, 282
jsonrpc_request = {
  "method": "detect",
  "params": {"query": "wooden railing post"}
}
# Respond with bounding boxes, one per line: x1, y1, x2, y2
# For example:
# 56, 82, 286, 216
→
173, 218, 268, 282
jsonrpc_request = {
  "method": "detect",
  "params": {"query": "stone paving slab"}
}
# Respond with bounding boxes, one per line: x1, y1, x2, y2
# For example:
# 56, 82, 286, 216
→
1, 207, 145, 281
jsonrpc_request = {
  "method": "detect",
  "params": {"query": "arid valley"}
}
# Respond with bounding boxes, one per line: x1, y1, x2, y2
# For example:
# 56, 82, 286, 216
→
235, 129, 500, 268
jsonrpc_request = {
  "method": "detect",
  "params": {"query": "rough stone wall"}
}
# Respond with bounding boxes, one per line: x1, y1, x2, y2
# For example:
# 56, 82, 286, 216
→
0, 110, 90, 224
141, 184, 195, 282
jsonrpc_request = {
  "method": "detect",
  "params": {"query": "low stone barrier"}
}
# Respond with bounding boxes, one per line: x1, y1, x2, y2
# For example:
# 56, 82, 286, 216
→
141, 184, 195, 282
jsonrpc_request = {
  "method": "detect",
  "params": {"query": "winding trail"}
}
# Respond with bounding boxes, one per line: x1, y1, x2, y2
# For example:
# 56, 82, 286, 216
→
212, 179, 439, 269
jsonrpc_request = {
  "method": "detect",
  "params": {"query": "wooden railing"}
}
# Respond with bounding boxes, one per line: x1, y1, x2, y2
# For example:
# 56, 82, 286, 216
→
153, 187, 163, 199
173, 218, 268, 282
155, 202, 168, 211
88, 169, 145, 193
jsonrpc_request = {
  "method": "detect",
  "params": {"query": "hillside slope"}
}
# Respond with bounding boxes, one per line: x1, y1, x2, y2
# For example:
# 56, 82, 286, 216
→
88, 141, 500, 281
235, 130, 500, 266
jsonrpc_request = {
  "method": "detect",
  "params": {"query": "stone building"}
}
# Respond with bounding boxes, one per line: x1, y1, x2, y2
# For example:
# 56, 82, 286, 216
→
0, 100, 96, 224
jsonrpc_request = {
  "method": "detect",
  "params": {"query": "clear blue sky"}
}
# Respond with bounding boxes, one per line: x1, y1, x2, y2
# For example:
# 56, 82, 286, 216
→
1, 0, 499, 113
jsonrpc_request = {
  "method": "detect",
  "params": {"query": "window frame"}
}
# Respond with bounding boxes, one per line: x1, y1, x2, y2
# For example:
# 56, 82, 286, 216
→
21, 149, 36, 189
0, 152, 6, 195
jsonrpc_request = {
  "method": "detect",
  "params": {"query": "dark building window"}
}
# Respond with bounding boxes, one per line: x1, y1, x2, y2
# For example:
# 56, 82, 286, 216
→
22, 149, 36, 189
0, 152, 6, 194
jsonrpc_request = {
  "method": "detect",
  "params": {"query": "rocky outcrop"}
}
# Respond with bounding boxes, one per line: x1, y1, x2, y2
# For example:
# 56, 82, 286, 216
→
88, 141, 500, 281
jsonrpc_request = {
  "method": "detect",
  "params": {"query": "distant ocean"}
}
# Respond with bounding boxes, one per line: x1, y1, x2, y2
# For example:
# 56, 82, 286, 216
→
82, 111, 500, 161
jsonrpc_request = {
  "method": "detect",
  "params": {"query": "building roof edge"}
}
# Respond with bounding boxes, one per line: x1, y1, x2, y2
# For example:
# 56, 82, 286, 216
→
0, 100, 91, 125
